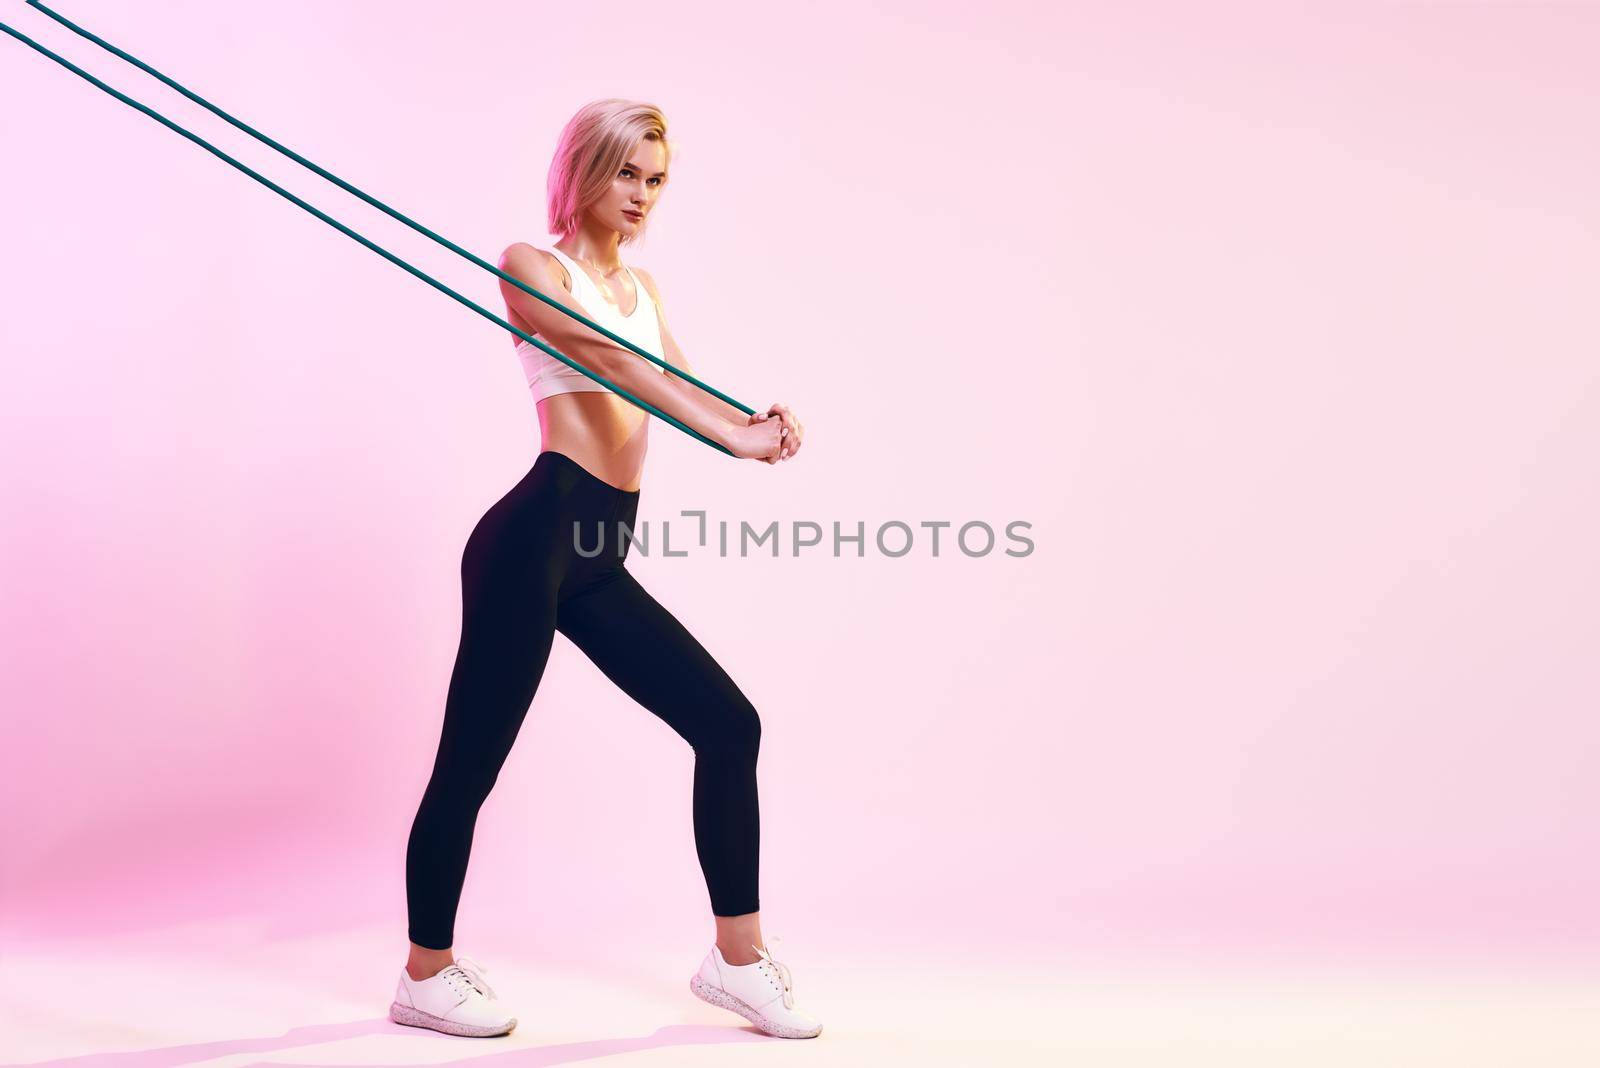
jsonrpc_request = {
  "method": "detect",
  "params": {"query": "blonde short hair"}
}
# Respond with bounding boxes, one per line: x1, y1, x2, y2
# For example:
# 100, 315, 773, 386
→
547, 99, 672, 244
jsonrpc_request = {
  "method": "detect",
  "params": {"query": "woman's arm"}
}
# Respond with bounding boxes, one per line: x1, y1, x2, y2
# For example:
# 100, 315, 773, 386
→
496, 243, 740, 449
637, 266, 804, 462
632, 266, 757, 428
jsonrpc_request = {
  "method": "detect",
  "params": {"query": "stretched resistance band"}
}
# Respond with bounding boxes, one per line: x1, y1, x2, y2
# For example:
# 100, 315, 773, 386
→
4, 4, 752, 455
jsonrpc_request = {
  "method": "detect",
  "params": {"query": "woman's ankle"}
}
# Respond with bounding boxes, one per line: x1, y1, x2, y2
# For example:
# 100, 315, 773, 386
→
713, 910, 764, 966
717, 943, 763, 966
407, 942, 456, 981
713, 909, 765, 965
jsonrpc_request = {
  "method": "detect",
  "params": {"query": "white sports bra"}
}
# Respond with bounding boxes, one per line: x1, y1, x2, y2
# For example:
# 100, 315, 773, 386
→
515, 246, 667, 403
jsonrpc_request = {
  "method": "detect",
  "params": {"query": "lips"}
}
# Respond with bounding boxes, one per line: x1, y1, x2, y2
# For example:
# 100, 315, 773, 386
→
623, 210, 643, 220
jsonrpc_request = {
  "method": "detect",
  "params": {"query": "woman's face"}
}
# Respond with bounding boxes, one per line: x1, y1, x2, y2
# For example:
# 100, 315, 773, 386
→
593, 136, 668, 236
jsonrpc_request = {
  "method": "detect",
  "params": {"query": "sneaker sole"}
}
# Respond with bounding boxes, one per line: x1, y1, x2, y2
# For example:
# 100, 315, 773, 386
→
688, 974, 822, 1039
388, 1000, 517, 1037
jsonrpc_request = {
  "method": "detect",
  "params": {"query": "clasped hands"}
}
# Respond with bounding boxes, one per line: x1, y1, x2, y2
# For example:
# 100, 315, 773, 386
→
727, 402, 804, 464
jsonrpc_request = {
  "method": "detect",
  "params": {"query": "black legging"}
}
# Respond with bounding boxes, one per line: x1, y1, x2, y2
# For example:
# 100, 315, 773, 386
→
405, 449, 761, 949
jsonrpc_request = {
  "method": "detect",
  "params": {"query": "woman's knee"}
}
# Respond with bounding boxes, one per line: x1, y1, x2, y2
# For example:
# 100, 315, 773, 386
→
689, 695, 762, 758
420, 759, 505, 815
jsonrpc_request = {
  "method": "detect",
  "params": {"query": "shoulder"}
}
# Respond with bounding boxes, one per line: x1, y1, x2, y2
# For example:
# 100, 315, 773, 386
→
499, 241, 570, 290
632, 264, 663, 304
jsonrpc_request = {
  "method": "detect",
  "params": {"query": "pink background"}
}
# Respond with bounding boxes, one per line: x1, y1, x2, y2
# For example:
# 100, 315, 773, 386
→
2, 0, 1597, 992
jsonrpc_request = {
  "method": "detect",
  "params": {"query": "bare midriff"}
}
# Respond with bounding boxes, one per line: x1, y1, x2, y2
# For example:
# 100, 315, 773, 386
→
534, 390, 650, 493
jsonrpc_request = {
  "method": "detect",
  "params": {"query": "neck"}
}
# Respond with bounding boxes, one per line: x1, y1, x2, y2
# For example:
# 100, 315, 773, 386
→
557, 222, 624, 272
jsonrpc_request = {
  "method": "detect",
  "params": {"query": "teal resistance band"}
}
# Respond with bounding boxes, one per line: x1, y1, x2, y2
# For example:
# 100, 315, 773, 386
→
3, 11, 749, 455
24, 1, 753, 427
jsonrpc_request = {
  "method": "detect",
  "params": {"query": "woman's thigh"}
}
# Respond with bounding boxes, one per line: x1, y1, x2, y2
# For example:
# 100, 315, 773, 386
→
555, 570, 761, 751
425, 468, 569, 787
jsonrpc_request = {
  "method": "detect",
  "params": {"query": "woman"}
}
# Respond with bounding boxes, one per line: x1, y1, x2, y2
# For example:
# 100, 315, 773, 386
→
388, 99, 819, 1041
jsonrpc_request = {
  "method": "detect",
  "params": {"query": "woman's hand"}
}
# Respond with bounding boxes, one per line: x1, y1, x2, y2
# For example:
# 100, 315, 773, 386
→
748, 403, 804, 463
723, 416, 787, 462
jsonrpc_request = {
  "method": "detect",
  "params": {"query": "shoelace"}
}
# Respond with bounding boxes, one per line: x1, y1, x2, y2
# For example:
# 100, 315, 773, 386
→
752, 935, 795, 1010
442, 955, 497, 1000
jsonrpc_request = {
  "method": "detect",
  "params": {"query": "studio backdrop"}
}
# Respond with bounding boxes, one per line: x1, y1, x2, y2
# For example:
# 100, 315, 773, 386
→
2, 1, 1596, 1058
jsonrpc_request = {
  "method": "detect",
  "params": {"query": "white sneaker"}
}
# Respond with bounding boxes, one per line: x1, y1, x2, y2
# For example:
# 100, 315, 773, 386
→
689, 936, 823, 1039
389, 955, 517, 1037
